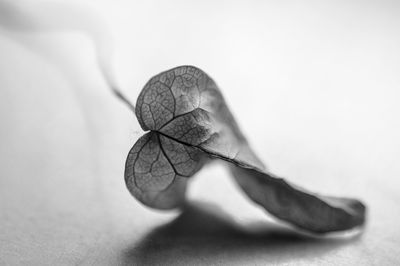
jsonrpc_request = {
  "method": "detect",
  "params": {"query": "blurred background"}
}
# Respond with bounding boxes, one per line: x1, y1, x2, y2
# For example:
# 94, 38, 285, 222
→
0, 0, 399, 265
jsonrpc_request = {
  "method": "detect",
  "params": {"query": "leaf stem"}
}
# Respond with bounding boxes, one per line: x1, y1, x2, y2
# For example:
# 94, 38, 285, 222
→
110, 85, 136, 113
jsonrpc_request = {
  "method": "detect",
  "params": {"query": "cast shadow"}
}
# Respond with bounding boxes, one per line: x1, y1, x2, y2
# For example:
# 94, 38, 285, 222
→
123, 201, 361, 265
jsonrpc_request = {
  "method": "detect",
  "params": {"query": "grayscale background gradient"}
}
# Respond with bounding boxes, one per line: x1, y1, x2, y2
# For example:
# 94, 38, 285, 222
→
0, 0, 399, 265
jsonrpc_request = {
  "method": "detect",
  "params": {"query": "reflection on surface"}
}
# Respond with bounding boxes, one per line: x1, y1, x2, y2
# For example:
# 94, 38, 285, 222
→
123, 201, 361, 265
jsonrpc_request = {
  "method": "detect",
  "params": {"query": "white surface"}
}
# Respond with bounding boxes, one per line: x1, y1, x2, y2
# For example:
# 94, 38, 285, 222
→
1, 0, 400, 265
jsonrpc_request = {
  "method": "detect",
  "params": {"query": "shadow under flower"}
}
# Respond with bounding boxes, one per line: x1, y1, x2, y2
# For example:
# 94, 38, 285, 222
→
123, 201, 362, 265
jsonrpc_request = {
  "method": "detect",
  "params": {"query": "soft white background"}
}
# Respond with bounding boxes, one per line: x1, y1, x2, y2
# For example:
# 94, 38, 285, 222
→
0, 0, 399, 265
